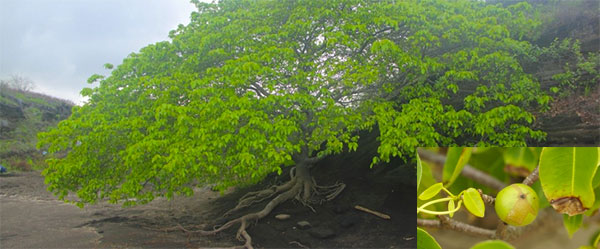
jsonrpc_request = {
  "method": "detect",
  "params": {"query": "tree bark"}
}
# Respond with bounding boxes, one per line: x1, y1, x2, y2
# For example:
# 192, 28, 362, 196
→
295, 162, 313, 201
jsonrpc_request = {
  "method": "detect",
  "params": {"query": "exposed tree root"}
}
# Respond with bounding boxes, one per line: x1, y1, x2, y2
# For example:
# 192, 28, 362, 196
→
177, 166, 345, 249
289, 240, 310, 249
222, 168, 298, 217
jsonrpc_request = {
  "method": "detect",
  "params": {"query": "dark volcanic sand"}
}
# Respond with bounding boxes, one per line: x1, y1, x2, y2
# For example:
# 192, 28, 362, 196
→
0, 147, 416, 249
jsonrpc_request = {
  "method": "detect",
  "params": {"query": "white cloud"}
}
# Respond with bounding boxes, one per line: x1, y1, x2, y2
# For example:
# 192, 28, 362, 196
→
0, 0, 197, 104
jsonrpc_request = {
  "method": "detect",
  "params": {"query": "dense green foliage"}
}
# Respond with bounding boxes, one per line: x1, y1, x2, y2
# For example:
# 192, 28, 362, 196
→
40, 0, 554, 206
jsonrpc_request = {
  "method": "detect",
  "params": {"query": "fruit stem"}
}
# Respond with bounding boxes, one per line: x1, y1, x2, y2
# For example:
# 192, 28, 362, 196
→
417, 197, 462, 215
441, 186, 456, 198
417, 200, 462, 215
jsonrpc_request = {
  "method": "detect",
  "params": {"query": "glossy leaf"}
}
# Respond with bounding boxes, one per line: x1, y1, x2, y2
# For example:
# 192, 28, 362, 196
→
463, 188, 485, 217
563, 214, 583, 238
502, 147, 539, 177
448, 199, 456, 218
593, 149, 600, 188
417, 152, 423, 190
419, 182, 444, 201
443, 147, 472, 187
531, 180, 550, 210
418, 160, 444, 216
417, 227, 442, 249
584, 188, 600, 216
470, 240, 515, 249
539, 147, 599, 215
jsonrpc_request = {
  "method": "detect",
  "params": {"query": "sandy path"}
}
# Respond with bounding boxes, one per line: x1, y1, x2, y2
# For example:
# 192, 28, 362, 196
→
1, 196, 100, 248
0, 172, 236, 249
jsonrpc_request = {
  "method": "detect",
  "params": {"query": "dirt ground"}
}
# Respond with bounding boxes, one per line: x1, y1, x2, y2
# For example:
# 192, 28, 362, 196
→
0, 143, 416, 249
0, 171, 236, 248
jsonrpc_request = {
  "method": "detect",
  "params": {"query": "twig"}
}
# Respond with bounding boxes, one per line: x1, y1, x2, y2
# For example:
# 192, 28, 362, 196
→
417, 216, 495, 238
354, 205, 391, 219
495, 219, 509, 240
417, 149, 507, 191
522, 166, 539, 186
478, 189, 495, 205
289, 241, 309, 249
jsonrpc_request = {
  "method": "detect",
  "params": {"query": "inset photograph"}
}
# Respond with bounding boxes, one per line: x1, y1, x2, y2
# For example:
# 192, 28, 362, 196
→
417, 147, 600, 249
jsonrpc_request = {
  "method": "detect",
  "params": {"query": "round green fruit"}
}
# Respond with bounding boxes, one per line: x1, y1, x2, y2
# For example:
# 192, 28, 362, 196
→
494, 183, 539, 226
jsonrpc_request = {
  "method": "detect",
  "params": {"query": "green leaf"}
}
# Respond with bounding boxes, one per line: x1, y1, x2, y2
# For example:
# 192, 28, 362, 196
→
584, 188, 600, 216
448, 199, 455, 218
443, 147, 472, 187
502, 147, 538, 177
539, 147, 599, 215
417, 152, 423, 190
418, 160, 444, 216
470, 240, 515, 249
593, 149, 600, 188
419, 182, 444, 201
417, 227, 442, 249
463, 188, 485, 217
531, 180, 551, 210
563, 214, 583, 238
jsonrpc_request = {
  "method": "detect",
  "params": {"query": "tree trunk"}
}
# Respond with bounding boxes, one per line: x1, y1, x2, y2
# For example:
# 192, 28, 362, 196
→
295, 162, 313, 201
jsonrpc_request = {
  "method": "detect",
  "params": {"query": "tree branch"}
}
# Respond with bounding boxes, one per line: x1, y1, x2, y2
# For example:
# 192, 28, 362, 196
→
417, 216, 495, 238
462, 165, 506, 191
250, 83, 270, 97
522, 166, 539, 186
303, 156, 323, 165
417, 149, 507, 191
478, 189, 495, 205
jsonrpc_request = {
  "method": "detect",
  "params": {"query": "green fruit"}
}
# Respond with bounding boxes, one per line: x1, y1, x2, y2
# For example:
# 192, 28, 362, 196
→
495, 183, 539, 226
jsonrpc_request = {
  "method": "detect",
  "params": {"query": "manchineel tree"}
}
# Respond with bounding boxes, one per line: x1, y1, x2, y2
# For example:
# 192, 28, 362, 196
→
39, 0, 553, 247
417, 147, 600, 249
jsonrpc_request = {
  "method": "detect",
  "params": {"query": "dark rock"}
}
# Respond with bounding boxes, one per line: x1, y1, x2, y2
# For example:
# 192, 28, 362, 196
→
297, 221, 311, 230
308, 227, 335, 239
0, 102, 24, 120
337, 214, 360, 228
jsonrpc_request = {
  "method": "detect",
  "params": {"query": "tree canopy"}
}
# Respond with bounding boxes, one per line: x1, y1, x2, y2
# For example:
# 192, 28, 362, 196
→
39, 0, 551, 207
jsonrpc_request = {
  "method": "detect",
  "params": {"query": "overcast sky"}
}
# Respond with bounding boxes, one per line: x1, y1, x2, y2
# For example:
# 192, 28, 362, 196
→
0, 0, 199, 104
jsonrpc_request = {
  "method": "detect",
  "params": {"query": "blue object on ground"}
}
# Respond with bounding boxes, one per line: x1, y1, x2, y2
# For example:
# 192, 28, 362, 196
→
0, 165, 6, 173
